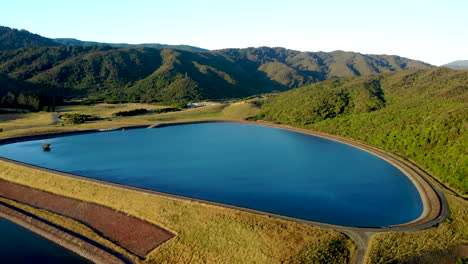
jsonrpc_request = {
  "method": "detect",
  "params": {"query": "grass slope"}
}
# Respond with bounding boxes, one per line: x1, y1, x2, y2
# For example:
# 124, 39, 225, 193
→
365, 194, 468, 264
258, 67, 468, 194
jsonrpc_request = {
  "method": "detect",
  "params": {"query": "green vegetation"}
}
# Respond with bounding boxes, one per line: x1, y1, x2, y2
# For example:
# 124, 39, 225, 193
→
53, 38, 207, 52
0, 26, 58, 51
0, 74, 65, 111
113, 108, 148, 117
154, 107, 181, 113
0, 26, 433, 107
0, 161, 354, 264
258, 68, 468, 194
60, 113, 99, 124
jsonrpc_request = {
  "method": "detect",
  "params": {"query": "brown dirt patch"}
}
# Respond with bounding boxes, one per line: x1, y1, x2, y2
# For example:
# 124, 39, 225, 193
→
398, 244, 468, 264
0, 179, 174, 257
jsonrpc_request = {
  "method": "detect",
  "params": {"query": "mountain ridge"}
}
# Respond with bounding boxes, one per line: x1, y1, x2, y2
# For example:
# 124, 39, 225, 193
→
442, 60, 468, 70
0, 26, 207, 52
0, 25, 433, 106
53, 38, 208, 52
0, 45, 433, 104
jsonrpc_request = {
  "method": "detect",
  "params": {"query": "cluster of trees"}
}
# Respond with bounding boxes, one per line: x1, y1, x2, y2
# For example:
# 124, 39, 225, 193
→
0, 26, 58, 51
0, 74, 64, 111
258, 68, 468, 194
113, 108, 148, 117
59, 113, 99, 124
1, 92, 40, 110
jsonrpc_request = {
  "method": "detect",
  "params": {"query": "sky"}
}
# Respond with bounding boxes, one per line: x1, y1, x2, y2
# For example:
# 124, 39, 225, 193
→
2, 0, 467, 65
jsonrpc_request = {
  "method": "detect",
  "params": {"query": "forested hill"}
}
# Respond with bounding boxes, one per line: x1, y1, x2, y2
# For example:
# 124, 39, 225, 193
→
257, 68, 468, 194
0, 43, 432, 105
53, 38, 208, 52
0, 26, 59, 51
0, 26, 206, 52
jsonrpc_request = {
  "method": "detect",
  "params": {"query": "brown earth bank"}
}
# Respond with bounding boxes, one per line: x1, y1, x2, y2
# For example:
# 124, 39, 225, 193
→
0, 201, 128, 264
0, 179, 174, 257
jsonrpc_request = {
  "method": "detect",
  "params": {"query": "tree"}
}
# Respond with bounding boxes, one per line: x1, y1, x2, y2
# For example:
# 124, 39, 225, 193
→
0, 92, 16, 106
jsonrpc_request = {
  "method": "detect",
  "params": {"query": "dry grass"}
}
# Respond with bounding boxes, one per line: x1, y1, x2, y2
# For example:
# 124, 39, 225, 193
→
145, 104, 228, 122
56, 103, 166, 118
0, 112, 53, 131
0, 161, 354, 264
222, 102, 261, 119
365, 194, 468, 264
144, 102, 261, 122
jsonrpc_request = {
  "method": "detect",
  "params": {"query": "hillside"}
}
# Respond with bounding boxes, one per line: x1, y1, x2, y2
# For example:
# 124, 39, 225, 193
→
53, 38, 208, 52
442, 60, 468, 70
0, 73, 72, 111
0, 42, 432, 105
257, 68, 468, 194
0, 26, 59, 51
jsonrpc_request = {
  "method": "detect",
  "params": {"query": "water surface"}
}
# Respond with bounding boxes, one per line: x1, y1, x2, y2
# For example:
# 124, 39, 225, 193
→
0, 217, 91, 264
0, 123, 423, 227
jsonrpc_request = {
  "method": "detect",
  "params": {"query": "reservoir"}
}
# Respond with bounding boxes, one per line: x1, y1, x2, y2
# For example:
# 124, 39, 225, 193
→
0, 217, 91, 264
0, 122, 423, 227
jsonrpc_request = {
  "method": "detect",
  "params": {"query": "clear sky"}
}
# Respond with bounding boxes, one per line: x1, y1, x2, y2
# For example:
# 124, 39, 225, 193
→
2, 0, 467, 65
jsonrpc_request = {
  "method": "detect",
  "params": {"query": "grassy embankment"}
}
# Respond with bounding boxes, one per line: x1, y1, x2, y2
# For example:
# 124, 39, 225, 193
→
257, 67, 468, 263
0, 161, 354, 264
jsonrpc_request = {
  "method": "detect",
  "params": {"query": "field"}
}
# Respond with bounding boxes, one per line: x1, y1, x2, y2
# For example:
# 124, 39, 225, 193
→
0, 112, 53, 131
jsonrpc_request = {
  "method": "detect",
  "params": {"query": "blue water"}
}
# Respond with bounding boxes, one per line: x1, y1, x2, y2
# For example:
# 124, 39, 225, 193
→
0, 123, 423, 227
0, 217, 91, 264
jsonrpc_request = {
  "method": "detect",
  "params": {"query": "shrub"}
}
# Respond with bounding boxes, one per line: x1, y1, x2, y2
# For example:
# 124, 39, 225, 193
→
113, 108, 148, 117
59, 113, 99, 124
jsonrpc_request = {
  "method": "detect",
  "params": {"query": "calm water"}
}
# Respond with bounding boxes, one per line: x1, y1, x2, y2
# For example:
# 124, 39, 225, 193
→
0, 217, 91, 264
0, 123, 423, 227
